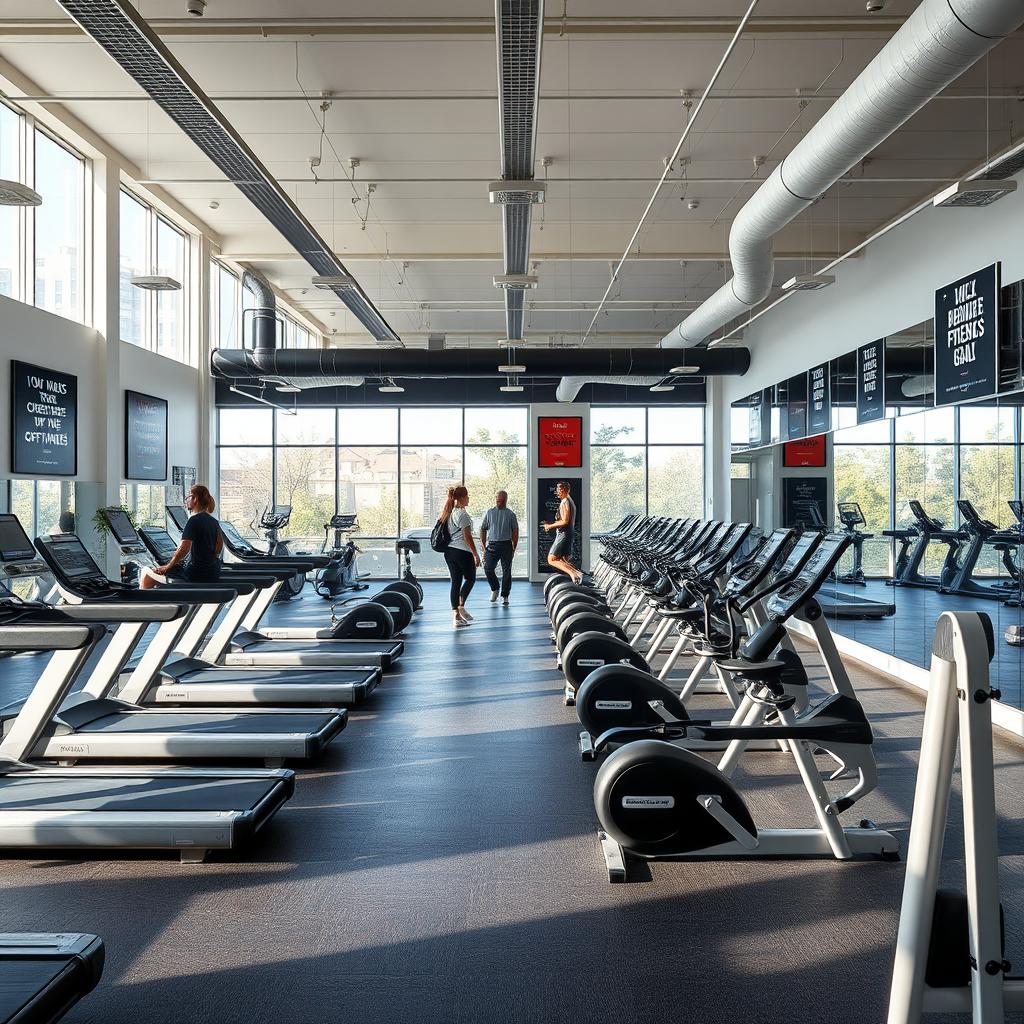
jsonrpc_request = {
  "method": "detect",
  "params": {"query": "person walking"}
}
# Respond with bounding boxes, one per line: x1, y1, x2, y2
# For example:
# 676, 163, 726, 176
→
480, 490, 519, 606
541, 480, 583, 584
438, 484, 480, 629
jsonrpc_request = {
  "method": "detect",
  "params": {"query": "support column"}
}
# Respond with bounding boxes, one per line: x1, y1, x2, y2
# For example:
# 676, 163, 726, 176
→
91, 156, 121, 575
196, 236, 214, 494
706, 376, 731, 521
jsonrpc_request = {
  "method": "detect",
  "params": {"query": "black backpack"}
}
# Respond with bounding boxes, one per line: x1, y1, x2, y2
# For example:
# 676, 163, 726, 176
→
430, 516, 452, 553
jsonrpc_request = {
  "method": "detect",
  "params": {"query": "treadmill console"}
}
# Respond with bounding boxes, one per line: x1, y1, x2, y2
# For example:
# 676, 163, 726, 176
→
837, 502, 866, 529
101, 508, 146, 554
35, 533, 120, 598
139, 527, 179, 564
166, 504, 188, 533
0, 514, 50, 578
908, 500, 943, 531
220, 521, 262, 558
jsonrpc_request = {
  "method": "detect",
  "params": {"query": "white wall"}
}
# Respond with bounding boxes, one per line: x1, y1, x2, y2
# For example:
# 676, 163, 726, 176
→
0, 294, 103, 481
0, 294, 202, 491
711, 168, 1024, 513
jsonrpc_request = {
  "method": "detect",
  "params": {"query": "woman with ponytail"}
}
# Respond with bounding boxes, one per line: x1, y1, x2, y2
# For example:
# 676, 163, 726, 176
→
439, 484, 480, 628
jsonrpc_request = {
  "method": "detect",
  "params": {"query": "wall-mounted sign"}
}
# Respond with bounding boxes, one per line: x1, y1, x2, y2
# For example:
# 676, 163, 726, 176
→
808, 362, 831, 435
783, 435, 826, 468
537, 416, 583, 468
10, 360, 78, 476
746, 390, 768, 447
934, 261, 1000, 407
782, 476, 827, 529
536, 477, 583, 574
786, 373, 808, 440
857, 340, 885, 423
125, 390, 168, 481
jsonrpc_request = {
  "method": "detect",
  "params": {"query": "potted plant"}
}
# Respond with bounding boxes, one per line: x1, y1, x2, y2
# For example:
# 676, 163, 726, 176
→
91, 505, 141, 584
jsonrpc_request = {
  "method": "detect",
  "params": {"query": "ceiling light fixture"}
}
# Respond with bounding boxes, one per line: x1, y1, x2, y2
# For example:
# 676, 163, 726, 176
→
649, 384, 675, 393
781, 274, 835, 292
378, 377, 405, 394
499, 384, 524, 393
668, 365, 701, 375
493, 274, 539, 290
131, 275, 182, 291
932, 179, 1017, 208
488, 181, 547, 205
498, 363, 526, 374
0, 180, 41, 207
312, 274, 358, 291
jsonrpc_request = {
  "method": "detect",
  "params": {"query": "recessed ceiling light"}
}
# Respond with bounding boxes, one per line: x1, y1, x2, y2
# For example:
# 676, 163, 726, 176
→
499, 384, 524, 393
498, 363, 526, 373
781, 274, 835, 292
649, 384, 675, 392
668, 365, 701, 375
0, 179, 41, 207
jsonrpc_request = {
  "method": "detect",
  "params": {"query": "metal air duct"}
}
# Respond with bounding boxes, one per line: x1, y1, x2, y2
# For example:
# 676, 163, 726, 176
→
494, 0, 545, 342
660, 0, 1024, 348
55, 0, 400, 345
241, 269, 277, 354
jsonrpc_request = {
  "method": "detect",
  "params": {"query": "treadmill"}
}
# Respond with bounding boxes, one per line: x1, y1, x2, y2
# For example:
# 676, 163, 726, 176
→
34, 532, 381, 707
0, 515, 347, 767
0, 933, 103, 1024
0, 601, 294, 862
138, 521, 404, 669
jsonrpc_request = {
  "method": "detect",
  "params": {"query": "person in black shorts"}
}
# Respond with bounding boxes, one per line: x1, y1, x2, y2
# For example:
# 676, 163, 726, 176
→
140, 483, 223, 589
541, 480, 583, 584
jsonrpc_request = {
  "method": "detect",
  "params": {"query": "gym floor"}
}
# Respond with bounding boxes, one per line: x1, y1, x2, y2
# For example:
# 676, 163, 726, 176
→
3, 581, 1023, 1023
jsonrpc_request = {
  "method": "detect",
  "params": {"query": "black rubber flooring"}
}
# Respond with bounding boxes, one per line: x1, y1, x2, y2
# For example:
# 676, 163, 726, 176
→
1, 581, 1022, 1023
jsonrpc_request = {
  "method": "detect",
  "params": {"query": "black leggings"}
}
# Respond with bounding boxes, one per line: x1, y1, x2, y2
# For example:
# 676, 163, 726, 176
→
444, 547, 476, 609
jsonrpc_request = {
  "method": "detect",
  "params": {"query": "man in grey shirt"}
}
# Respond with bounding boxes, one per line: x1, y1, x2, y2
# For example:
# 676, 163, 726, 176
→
480, 490, 519, 605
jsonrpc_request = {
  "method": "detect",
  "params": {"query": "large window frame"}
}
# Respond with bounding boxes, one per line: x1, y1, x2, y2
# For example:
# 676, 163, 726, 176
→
119, 189, 191, 363
0, 102, 86, 325
589, 406, 705, 544
216, 406, 529, 576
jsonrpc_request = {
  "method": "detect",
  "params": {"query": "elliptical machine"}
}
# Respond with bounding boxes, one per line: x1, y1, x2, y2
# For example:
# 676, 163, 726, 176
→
835, 502, 871, 586
314, 513, 368, 599
253, 504, 305, 599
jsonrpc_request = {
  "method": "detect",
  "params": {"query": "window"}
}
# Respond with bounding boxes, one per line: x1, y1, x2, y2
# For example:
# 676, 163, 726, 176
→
211, 261, 240, 348
119, 191, 189, 362
0, 103, 19, 299
120, 484, 166, 527
216, 405, 529, 577
590, 407, 704, 559
33, 130, 84, 322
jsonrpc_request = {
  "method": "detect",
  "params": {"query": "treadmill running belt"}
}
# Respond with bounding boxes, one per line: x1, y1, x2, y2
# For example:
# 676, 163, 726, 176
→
170, 667, 374, 683
0, 775, 280, 812
78, 712, 340, 734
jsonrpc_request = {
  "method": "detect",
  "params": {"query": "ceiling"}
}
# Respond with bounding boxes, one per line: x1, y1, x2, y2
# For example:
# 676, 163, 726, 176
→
0, 0, 1021, 347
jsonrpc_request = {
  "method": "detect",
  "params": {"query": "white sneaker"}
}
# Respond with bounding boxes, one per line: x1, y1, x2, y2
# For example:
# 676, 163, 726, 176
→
453, 613, 468, 629
458, 607, 474, 621
502, 597, 509, 606
490, 591, 499, 603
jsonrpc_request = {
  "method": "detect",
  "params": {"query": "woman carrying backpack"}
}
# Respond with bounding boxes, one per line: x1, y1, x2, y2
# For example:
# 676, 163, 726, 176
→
435, 484, 480, 629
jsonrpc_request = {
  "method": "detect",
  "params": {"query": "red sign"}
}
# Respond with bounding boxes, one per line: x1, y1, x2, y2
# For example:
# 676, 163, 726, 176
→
538, 416, 583, 468
783, 435, 826, 468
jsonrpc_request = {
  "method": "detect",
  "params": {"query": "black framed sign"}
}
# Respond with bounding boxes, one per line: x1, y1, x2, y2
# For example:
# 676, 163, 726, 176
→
536, 477, 583, 574
934, 261, 1000, 407
786, 372, 808, 440
125, 390, 168, 481
808, 362, 831, 436
782, 476, 827, 530
10, 360, 78, 476
856, 340, 885, 424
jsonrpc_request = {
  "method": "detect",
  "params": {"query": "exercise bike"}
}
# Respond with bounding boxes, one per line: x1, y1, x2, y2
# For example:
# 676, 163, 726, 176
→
314, 513, 369, 599
253, 504, 305, 599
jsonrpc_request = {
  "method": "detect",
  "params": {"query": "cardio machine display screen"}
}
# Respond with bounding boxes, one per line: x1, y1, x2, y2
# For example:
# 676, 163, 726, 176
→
0, 515, 36, 562
220, 521, 253, 552
166, 505, 188, 531
104, 509, 138, 545
44, 536, 102, 580
142, 528, 177, 561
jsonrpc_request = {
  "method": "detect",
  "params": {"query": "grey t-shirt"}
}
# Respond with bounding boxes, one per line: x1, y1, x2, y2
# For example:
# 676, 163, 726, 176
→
481, 506, 518, 544
447, 507, 474, 553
